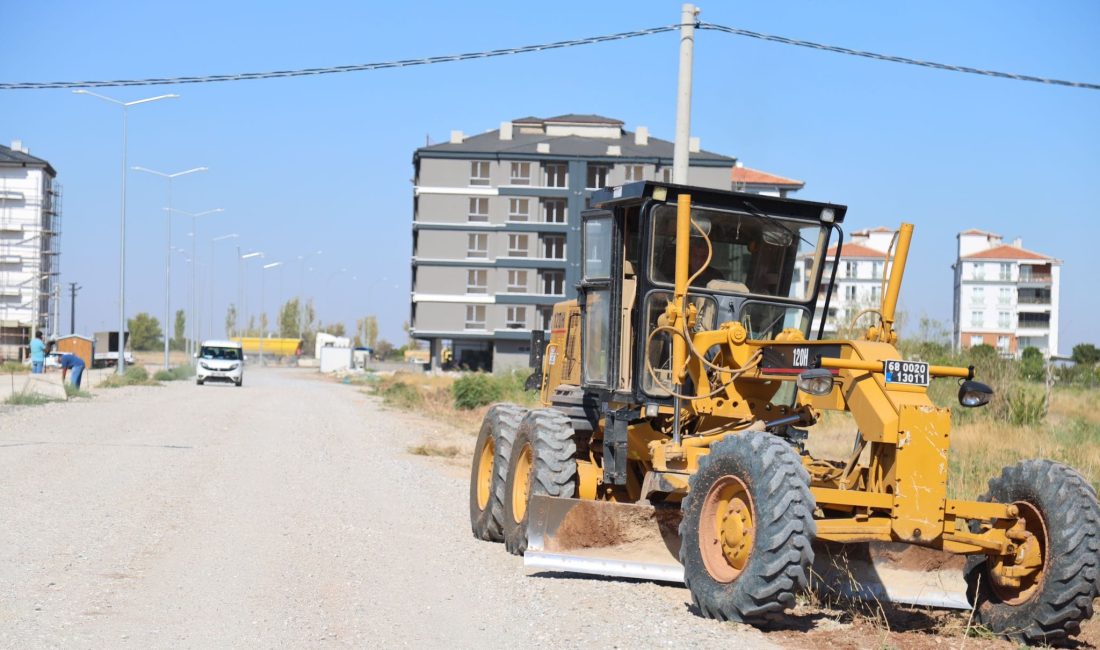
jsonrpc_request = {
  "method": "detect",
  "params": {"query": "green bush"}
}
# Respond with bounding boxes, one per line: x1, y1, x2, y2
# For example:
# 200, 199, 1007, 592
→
153, 364, 195, 382
0, 361, 28, 374
101, 365, 158, 388
381, 381, 423, 409
452, 373, 503, 410
1005, 385, 1047, 426
64, 383, 92, 399
4, 391, 56, 406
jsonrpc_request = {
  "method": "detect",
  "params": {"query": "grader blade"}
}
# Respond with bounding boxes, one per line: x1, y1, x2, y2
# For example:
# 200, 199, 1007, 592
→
525, 497, 970, 609
524, 496, 685, 583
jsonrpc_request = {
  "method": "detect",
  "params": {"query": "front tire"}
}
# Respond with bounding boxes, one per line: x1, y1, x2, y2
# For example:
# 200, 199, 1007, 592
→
679, 431, 816, 627
501, 409, 577, 556
196, 378, 204, 386
965, 460, 1100, 645
469, 404, 526, 542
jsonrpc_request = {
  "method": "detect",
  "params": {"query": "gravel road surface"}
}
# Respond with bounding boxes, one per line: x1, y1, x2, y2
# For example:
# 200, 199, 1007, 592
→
0, 368, 775, 648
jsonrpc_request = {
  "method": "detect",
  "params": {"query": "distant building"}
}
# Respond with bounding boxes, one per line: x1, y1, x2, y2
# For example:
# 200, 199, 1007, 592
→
411, 115, 765, 371
802, 227, 893, 338
0, 141, 61, 361
953, 229, 1061, 358
731, 162, 804, 198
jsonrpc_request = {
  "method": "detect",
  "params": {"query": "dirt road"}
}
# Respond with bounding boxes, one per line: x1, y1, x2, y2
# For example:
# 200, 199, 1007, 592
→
0, 368, 776, 648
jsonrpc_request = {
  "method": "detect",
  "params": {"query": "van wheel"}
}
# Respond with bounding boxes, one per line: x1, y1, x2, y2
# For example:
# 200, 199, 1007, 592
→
235, 379, 242, 387
196, 378, 204, 386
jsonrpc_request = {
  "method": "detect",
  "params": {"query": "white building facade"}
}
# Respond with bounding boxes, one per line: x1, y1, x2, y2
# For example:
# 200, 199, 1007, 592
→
802, 227, 893, 338
0, 141, 61, 360
953, 229, 1061, 358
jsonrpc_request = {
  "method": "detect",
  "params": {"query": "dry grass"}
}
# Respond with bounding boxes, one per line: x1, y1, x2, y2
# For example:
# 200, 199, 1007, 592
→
805, 385, 1100, 499
407, 443, 461, 458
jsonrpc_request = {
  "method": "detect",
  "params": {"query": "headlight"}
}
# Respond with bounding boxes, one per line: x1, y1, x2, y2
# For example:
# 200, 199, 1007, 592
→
958, 380, 993, 408
228, 363, 239, 370
200, 362, 212, 370
796, 368, 834, 396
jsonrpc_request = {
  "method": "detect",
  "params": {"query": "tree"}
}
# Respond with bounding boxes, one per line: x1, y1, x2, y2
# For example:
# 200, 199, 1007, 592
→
278, 298, 300, 338
260, 312, 269, 338
1020, 346, 1045, 381
321, 322, 346, 337
300, 299, 318, 355
173, 309, 186, 351
225, 303, 237, 338
374, 339, 394, 360
128, 312, 163, 351
357, 315, 378, 349
1072, 343, 1100, 366
247, 315, 256, 337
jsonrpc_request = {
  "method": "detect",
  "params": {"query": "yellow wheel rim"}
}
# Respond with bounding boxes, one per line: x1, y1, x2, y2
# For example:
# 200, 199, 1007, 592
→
989, 501, 1047, 604
698, 475, 755, 583
511, 443, 533, 524
475, 436, 495, 510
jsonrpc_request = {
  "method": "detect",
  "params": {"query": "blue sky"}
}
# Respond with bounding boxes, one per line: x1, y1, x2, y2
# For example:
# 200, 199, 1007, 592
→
2, 1, 1097, 350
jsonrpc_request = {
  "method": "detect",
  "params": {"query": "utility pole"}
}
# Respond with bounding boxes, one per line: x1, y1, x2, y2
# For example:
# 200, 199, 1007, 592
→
673, 3, 698, 185
68, 282, 82, 334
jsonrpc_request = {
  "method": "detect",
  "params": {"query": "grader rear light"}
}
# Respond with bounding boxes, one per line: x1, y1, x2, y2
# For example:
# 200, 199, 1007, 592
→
796, 368, 834, 396
958, 380, 993, 408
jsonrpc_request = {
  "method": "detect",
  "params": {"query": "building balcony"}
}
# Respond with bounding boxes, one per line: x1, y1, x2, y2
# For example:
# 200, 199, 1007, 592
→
1017, 274, 1052, 286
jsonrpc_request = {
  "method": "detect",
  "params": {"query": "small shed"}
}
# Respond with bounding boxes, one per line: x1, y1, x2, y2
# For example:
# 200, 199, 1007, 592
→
55, 334, 94, 369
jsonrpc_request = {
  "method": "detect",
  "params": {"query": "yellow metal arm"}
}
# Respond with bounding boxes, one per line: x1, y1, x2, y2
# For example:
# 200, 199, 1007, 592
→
817, 356, 973, 379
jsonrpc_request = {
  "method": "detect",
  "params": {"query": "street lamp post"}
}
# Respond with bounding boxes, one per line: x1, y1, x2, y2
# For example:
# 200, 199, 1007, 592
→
261, 261, 283, 365
74, 89, 178, 374
296, 250, 323, 337
210, 234, 238, 339
132, 165, 207, 369
167, 207, 224, 356
239, 251, 263, 339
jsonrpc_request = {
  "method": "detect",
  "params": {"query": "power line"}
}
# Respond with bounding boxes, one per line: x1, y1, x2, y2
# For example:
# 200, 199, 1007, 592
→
698, 23, 1100, 91
0, 22, 1096, 91
0, 25, 679, 90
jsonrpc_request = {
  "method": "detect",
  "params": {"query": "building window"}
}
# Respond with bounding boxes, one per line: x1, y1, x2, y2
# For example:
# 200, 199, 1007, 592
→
505, 306, 527, 329
871, 286, 881, 303
508, 234, 529, 257
872, 261, 884, 278
971, 310, 984, 327
542, 235, 565, 260
541, 270, 564, 295
844, 285, 857, 301
470, 161, 490, 186
844, 261, 857, 279
465, 305, 486, 330
999, 287, 1012, 304
999, 263, 1012, 281
507, 270, 528, 293
538, 306, 554, 330
971, 263, 985, 280
466, 233, 488, 258
544, 163, 567, 188
972, 286, 984, 304
660, 168, 672, 183
466, 269, 488, 294
468, 197, 489, 222
586, 164, 610, 189
543, 199, 566, 224
624, 165, 644, 182
997, 336, 1010, 353
509, 162, 532, 185
508, 198, 530, 222
970, 335, 984, 347
998, 311, 1012, 329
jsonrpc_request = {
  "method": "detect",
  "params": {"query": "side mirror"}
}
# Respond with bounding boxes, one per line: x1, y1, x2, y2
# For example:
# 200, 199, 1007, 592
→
958, 380, 993, 408
193, 353, 199, 359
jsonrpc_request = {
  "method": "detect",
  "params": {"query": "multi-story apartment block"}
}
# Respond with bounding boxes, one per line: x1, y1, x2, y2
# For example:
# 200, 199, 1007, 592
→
953, 229, 1061, 358
0, 141, 61, 361
410, 114, 738, 370
802, 227, 893, 338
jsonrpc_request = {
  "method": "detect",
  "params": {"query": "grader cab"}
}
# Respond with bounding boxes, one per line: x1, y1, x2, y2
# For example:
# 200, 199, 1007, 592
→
469, 181, 1099, 644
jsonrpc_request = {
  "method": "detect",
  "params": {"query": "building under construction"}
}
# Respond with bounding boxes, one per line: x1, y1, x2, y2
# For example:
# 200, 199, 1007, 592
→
0, 141, 61, 361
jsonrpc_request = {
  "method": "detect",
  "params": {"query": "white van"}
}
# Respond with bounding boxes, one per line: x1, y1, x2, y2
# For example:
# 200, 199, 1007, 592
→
195, 340, 244, 387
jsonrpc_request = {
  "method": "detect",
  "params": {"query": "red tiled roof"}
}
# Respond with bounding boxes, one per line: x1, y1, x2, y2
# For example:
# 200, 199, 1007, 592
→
731, 166, 804, 187
853, 227, 894, 235
959, 228, 1000, 237
825, 242, 888, 258
962, 244, 1052, 261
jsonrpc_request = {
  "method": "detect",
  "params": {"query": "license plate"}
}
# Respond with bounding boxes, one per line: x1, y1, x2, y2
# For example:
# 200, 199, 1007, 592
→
884, 360, 929, 387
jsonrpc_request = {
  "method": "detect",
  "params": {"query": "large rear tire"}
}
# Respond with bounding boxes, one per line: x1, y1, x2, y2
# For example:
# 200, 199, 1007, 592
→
679, 431, 816, 627
965, 459, 1100, 645
469, 404, 527, 542
501, 409, 577, 556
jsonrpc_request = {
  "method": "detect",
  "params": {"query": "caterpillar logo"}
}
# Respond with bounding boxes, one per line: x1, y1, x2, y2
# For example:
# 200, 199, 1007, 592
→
793, 347, 810, 368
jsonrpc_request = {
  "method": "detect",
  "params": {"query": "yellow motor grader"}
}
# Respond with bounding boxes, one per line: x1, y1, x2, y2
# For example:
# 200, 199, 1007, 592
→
468, 181, 1099, 643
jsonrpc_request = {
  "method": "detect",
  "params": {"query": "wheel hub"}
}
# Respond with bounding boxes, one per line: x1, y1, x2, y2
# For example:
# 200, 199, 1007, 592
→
476, 436, 495, 510
989, 501, 1047, 604
698, 475, 755, 583
510, 443, 533, 524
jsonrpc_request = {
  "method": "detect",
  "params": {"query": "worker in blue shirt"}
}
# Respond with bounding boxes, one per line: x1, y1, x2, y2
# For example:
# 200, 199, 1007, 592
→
30, 331, 46, 374
59, 353, 85, 388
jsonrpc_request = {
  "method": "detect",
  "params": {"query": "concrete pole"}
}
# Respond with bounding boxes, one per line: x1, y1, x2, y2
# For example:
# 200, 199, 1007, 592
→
118, 106, 129, 374
672, 3, 698, 185
164, 179, 172, 369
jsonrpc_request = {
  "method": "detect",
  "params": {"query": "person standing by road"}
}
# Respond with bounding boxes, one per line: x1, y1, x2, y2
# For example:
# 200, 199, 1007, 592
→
59, 353, 85, 389
30, 331, 46, 374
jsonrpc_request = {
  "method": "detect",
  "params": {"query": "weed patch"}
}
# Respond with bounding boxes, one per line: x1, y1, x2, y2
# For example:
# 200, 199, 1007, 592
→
0, 361, 28, 374
153, 365, 195, 382
100, 365, 159, 388
64, 383, 92, 399
5, 391, 57, 406
407, 443, 461, 458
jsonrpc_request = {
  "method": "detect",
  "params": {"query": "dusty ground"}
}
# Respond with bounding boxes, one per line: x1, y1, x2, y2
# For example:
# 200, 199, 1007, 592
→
1, 368, 1094, 648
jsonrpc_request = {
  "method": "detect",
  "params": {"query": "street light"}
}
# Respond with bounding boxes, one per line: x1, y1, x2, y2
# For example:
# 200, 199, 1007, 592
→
210, 233, 238, 339
239, 250, 263, 337
296, 250, 323, 336
167, 207, 224, 355
132, 165, 207, 369
260, 261, 283, 365
74, 89, 179, 374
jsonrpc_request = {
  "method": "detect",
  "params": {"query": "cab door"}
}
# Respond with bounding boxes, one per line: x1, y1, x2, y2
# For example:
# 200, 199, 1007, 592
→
578, 209, 621, 391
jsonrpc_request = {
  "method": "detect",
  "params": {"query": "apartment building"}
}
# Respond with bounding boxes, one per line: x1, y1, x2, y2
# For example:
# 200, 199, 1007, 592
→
0, 141, 61, 360
410, 114, 737, 370
953, 229, 1061, 358
802, 227, 893, 338
731, 163, 804, 198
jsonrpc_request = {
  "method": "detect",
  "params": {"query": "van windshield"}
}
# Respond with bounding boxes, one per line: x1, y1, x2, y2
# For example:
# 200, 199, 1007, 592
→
200, 346, 241, 361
